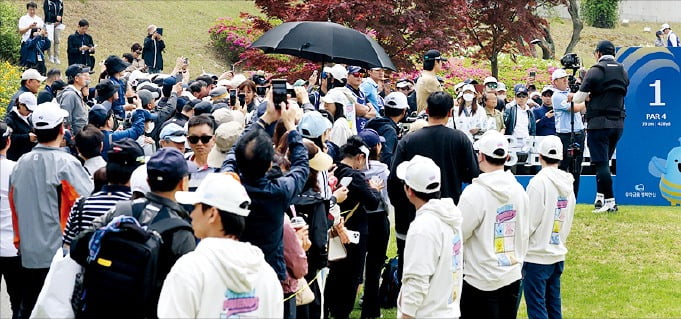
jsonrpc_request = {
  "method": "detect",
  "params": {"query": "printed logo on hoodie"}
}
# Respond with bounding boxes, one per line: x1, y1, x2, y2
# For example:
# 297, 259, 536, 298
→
222, 289, 259, 318
494, 204, 518, 267
551, 196, 569, 245
450, 234, 463, 303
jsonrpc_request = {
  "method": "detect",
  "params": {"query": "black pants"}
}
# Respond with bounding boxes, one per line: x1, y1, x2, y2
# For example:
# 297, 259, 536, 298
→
0, 256, 22, 319
460, 280, 522, 319
558, 132, 585, 197
396, 237, 405, 285
324, 229, 368, 319
18, 267, 49, 319
284, 292, 297, 319
361, 212, 390, 318
587, 128, 623, 198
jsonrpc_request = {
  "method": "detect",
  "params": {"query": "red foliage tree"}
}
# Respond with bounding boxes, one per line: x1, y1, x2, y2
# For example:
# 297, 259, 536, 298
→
462, 0, 566, 78
247, 0, 470, 71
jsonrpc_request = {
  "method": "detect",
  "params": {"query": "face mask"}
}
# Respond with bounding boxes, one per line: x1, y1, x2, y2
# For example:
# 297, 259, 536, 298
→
463, 93, 474, 102
145, 121, 155, 133
498, 94, 506, 101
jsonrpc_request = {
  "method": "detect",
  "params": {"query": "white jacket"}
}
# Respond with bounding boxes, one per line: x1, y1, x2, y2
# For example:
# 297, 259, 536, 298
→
525, 167, 576, 264
458, 169, 530, 291
158, 237, 283, 318
398, 198, 463, 318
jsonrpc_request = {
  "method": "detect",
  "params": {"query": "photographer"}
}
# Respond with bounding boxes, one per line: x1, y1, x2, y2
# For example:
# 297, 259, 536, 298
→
551, 68, 585, 197
573, 40, 629, 213
143, 25, 165, 74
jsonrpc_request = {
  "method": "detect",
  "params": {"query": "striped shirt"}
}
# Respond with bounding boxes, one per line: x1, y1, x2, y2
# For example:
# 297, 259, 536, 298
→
62, 185, 132, 245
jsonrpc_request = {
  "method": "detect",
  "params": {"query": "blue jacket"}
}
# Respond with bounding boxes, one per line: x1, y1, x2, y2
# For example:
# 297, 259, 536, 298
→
222, 124, 309, 281
20, 35, 51, 66
100, 109, 148, 160
108, 77, 127, 119
364, 116, 400, 167
504, 105, 536, 136
532, 105, 556, 136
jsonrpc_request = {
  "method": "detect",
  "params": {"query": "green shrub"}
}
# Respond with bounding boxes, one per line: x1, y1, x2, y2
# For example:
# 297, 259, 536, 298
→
581, 0, 619, 29
0, 0, 21, 64
0, 61, 23, 119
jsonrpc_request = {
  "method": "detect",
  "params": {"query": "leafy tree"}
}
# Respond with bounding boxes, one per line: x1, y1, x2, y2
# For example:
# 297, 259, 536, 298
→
462, 0, 565, 78
247, 0, 469, 70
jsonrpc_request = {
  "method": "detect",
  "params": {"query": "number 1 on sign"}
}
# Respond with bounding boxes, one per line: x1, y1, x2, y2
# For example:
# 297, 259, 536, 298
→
650, 80, 666, 106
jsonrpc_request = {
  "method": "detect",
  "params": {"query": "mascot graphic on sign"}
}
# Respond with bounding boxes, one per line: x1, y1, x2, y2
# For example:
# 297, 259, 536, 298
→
648, 137, 681, 206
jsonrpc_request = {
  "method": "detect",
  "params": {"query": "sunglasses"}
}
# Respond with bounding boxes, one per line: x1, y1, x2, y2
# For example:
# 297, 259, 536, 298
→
187, 135, 213, 144
350, 71, 365, 78
516, 94, 528, 98
486, 83, 498, 89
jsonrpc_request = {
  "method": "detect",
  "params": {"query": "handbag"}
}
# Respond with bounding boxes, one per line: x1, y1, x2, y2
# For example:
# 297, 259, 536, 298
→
30, 248, 82, 319
326, 203, 360, 261
295, 278, 315, 306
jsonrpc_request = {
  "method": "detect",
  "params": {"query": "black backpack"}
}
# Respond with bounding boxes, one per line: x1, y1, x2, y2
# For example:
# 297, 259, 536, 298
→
378, 256, 400, 309
70, 200, 193, 319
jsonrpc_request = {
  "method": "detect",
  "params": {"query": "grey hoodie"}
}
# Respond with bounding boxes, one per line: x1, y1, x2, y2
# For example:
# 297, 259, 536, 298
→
362, 159, 390, 213
57, 85, 88, 134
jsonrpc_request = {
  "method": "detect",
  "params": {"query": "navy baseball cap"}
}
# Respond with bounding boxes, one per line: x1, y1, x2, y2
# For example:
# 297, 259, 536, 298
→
65, 64, 92, 78
424, 49, 443, 62
347, 66, 364, 74
88, 104, 112, 127
108, 138, 145, 167
514, 84, 529, 96
359, 128, 385, 148
147, 148, 188, 184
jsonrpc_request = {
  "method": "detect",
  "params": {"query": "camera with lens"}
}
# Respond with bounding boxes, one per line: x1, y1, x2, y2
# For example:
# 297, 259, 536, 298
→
560, 53, 582, 93
567, 142, 581, 158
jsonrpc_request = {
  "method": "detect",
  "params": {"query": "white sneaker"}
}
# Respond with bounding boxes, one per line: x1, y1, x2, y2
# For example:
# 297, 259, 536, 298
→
54, 57, 61, 65
594, 193, 604, 209
593, 198, 617, 213
49, 56, 55, 63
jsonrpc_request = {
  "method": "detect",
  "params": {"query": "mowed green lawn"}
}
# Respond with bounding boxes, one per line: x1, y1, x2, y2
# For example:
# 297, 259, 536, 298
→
351, 204, 681, 318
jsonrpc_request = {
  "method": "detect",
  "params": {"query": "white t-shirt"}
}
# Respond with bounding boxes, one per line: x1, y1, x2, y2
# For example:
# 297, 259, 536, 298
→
0, 157, 18, 257
513, 105, 530, 139
18, 14, 44, 42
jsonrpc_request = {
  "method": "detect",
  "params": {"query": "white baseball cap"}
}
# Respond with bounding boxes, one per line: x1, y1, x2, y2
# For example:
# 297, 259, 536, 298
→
21, 69, 46, 82
538, 135, 563, 160
552, 68, 569, 81
662, 23, 671, 30
541, 85, 555, 94
32, 102, 69, 130
497, 82, 507, 92
474, 130, 509, 159
396, 155, 441, 193
320, 89, 348, 105
130, 164, 150, 194
461, 84, 475, 93
454, 82, 466, 93
18, 92, 37, 111
383, 92, 409, 110
483, 76, 498, 84
329, 64, 348, 80
175, 173, 251, 216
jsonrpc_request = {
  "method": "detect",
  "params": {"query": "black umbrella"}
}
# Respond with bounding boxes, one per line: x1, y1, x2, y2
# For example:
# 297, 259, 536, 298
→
250, 21, 396, 71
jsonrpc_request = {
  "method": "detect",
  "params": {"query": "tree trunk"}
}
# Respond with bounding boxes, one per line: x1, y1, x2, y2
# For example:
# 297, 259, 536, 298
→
539, 25, 555, 59
490, 54, 499, 79
565, 0, 583, 55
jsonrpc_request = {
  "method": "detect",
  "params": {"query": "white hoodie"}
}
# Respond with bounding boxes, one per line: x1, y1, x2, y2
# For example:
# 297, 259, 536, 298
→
157, 237, 283, 318
525, 167, 576, 264
458, 169, 530, 291
398, 198, 463, 318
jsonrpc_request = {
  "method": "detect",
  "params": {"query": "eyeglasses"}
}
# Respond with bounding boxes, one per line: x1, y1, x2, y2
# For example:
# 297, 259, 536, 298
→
187, 135, 213, 144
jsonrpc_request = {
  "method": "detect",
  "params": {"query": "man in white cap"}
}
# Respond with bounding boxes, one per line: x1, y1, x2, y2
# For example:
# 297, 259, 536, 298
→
5, 92, 38, 160
9, 102, 93, 317
365, 91, 409, 167
551, 68, 585, 198
483, 76, 498, 93
159, 173, 283, 318
661, 23, 679, 47
396, 155, 463, 319
523, 135, 576, 319
5, 69, 45, 116
457, 130, 529, 319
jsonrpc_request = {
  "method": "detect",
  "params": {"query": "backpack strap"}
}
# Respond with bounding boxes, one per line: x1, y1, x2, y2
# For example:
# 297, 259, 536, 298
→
149, 217, 193, 237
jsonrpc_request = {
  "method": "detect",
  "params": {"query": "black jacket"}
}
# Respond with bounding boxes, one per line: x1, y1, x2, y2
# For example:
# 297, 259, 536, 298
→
143, 35, 165, 70
5, 110, 36, 161
365, 116, 400, 167
43, 0, 63, 23
67, 32, 95, 68
290, 189, 330, 271
387, 125, 479, 236
334, 162, 381, 235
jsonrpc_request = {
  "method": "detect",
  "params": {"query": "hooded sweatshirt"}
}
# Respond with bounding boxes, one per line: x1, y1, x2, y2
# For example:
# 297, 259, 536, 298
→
157, 237, 283, 318
398, 198, 463, 319
525, 166, 576, 264
458, 169, 530, 291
